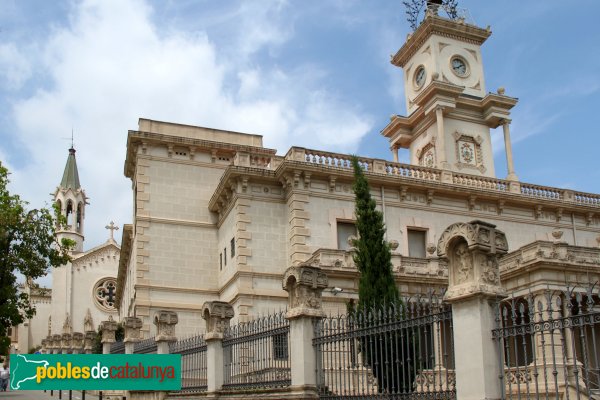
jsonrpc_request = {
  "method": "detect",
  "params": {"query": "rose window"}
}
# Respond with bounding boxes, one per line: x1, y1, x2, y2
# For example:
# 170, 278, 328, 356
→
94, 278, 117, 310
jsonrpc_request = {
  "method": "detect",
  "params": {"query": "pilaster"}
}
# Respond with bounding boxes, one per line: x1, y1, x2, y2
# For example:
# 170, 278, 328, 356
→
286, 189, 311, 265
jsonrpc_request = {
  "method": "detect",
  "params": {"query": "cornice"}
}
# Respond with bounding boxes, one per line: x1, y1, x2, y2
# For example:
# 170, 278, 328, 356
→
392, 15, 491, 68
124, 130, 276, 178
115, 224, 133, 308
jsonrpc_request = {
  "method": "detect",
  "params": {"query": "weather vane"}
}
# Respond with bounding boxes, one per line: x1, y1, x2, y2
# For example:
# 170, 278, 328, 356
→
403, 0, 460, 31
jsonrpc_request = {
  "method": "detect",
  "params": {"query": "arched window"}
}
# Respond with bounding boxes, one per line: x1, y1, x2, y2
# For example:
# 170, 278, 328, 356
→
66, 200, 74, 227
76, 202, 83, 232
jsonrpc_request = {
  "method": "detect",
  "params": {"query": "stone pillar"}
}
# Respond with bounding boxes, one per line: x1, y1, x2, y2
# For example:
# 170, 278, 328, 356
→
154, 310, 178, 354
52, 334, 62, 354
437, 220, 509, 400
40, 339, 47, 354
84, 331, 96, 354
202, 301, 234, 394
435, 106, 448, 169
100, 317, 118, 354
71, 332, 84, 354
282, 264, 328, 398
502, 120, 518, 182
391, 145, 399, 163
123, 317, 143, 354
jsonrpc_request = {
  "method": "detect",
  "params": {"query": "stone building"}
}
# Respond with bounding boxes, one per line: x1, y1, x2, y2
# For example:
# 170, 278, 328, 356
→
116, 13, 600, 339
16, 147, 121, 352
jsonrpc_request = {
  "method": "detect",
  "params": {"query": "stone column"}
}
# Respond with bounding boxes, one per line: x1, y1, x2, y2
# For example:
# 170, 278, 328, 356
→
502, 119, 518, 182
84, 331, 96, 354
282, 264, 328, 398
100, 317, 118, 354
52, 334, 62, 354
154, 310, 178, 354
391, 145, 399, 163
71, 332, 84, 354
123, 317, 143, 354
437, 220, 509, 400
202, 301, 234, 394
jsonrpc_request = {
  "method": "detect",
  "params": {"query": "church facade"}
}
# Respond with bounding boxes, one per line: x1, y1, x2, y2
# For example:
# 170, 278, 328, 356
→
116, 13, 600, 338
16, 147, 120, 352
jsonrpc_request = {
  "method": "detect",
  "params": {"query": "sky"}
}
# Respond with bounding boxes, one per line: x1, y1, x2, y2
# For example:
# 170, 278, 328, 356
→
1, 1, 599, 286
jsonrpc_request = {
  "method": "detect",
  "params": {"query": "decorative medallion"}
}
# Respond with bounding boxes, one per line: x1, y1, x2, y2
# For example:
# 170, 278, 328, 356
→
454, 132, 485, 172
459, 141, 475, 165
419, 142, 436, 168
93, 277, 117, 311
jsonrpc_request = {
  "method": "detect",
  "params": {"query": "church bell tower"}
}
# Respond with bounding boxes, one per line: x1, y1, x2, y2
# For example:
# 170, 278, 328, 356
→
382, 5, 519, 182
54, 147, 87, 252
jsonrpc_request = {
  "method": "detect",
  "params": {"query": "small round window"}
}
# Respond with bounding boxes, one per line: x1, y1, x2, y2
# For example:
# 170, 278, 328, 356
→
93, 277, 117, 311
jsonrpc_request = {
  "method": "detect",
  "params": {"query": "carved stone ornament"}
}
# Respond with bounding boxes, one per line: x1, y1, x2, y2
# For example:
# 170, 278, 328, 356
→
84, 309, 94, 332
84, 331, 96, 351
100, 316, 118, 344
154, 310, 178, 342
52, 334, 62, 350
437, 220, 508, 302
123, 317, 143, 343
61, 333, 72, 350
202, 301, 234, 340
72, 332, 84, 349
282, 265, 328, 319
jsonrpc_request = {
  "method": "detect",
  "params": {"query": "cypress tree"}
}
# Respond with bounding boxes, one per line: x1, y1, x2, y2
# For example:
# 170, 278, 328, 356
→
351, 156, 399, 309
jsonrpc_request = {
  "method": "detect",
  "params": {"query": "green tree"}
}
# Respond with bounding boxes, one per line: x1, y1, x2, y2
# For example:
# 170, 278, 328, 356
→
0, 162, 73, 354
351, 156, 399, 309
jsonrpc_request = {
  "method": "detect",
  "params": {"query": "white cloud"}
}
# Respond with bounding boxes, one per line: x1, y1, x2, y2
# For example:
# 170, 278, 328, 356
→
0, 43, 32, 89
3, 0, 373, 277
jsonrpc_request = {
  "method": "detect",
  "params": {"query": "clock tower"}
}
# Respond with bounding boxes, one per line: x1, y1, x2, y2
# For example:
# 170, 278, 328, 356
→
382, 9, 519, 182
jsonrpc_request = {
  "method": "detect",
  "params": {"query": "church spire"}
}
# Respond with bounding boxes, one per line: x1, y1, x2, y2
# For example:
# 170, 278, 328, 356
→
60, 147, 81, 190
54, 146, 87, 252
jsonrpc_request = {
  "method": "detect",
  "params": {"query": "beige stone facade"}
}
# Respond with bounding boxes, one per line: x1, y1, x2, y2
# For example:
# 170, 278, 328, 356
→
116, 14, 600, 342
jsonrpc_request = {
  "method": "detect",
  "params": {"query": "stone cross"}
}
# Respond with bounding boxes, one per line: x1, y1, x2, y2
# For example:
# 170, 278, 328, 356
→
105, 221, 119, 241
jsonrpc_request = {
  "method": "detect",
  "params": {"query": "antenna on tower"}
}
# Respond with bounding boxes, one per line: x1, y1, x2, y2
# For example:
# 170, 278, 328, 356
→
61, 128, 76, 150
403, 0, 465, 31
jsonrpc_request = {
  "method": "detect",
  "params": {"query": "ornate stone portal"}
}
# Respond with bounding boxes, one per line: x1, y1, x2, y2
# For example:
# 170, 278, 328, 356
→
437, 220, 508, 301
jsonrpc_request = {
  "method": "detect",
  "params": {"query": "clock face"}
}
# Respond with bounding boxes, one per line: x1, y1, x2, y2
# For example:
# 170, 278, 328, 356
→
414, 66, 426, 89
451, 57, 468, 77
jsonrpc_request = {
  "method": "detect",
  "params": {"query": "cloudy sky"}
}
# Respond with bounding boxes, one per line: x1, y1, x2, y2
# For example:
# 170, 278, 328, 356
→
1, 0, 599, 285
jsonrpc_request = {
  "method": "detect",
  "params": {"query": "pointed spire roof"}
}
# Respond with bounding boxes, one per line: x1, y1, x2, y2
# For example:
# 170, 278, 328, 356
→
60, 147, 81, 190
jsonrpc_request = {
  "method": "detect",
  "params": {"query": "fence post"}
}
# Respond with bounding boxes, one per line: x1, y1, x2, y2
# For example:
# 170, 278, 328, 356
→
100, 317, 118, 354
202, 301, 234, 394
83, 331, 96, 354
282, 264, 328, 398
437, 220, 508, 400
154, 310, 178, 354
123, 317, 143, 354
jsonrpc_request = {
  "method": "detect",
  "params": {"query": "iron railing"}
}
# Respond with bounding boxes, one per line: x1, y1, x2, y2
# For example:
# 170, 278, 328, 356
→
314, 292, 455, 399
133, 337, 157, 354
222, 311, 291, 390
493, 285, 600, 400
169, 334, 207, 392
109, 341, 125, 354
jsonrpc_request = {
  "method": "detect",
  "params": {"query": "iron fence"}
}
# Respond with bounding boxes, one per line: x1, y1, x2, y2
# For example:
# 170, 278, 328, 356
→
109, 341, 125, 354
133, 337, 157, 354
169, 334, 208, 393
493, 284, 600, 400
222, 311, 291, 390
314, 292, 455, 399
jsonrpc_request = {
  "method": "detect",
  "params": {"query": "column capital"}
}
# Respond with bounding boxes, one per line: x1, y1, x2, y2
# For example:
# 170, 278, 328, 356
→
202, 301, 234, 340
437, 220, 508, 302
72, 332, 84, 352
84, 331, 96, 353
123, 317, 143, 343
100, 317, 118, 344
282, 264, 328, 319
154, 310, 178, 342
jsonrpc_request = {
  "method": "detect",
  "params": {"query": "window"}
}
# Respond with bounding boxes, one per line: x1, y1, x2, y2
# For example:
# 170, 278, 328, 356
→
224, 248, 227, 266
220, 253, 222, 270
273, 332, 288, 360
230, 238, 235, 258
337, 222, 357, 251
407, 229, 427, 258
